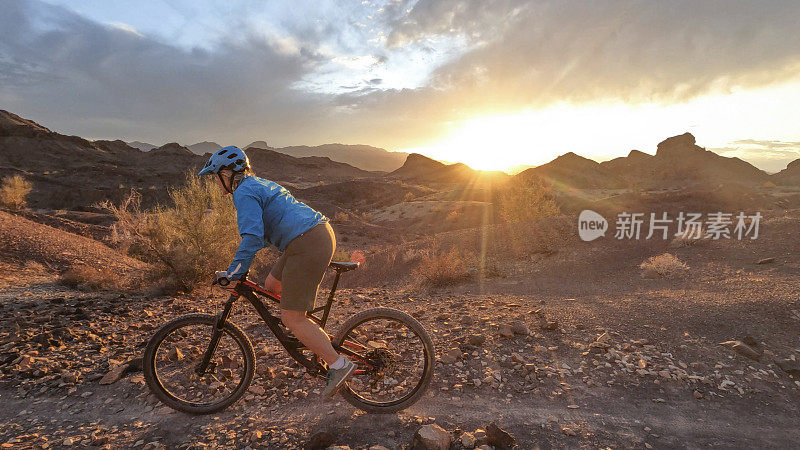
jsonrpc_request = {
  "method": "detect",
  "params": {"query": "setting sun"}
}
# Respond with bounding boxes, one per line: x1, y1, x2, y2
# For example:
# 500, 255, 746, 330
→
402, 79, 800, 173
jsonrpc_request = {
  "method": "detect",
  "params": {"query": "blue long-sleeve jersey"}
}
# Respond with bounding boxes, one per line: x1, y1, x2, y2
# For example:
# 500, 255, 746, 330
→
225, 176, 326, 279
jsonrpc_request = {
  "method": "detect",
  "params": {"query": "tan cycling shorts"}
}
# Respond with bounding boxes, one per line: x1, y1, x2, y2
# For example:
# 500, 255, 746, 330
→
269, 221, 335, 311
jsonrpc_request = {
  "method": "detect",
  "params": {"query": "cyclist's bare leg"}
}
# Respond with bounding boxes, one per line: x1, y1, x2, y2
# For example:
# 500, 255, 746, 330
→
264, 273, 281, 296
280, 309, 339, 365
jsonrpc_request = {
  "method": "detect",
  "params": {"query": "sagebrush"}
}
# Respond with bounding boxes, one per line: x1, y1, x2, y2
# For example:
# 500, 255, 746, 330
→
413, 246, 474, 287
103, 174, 243, 292
0, 174, 33, 211
640, 253, 689, 278
495, 176, 559, 223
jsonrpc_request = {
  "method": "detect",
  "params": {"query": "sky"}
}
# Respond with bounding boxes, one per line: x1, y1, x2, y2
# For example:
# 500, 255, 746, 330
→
2, 0, 800, 173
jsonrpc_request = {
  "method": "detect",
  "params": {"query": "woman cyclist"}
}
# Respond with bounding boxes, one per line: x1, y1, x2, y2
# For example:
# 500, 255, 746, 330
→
198, 146, 355, 396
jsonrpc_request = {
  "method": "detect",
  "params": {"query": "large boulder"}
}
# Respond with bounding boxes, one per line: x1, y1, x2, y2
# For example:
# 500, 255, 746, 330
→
412, 424, 451, 450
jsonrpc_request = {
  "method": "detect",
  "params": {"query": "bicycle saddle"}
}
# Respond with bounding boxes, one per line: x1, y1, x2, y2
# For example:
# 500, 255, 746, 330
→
329, 261, 360, 272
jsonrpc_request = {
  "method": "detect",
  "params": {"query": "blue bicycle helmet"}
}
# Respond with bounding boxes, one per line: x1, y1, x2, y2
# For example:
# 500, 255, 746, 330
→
198, 146, 251, 175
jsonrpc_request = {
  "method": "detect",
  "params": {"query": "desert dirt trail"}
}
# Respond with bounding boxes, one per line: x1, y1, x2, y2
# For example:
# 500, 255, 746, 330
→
2, 211, 800, 448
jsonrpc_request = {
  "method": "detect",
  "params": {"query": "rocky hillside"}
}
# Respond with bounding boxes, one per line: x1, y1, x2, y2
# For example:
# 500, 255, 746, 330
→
599, 133, 769, 188
0, 110, 375, 209
517, 152, 627, 189
773, 159, 800, 185
519, 133, 774, 190
390, 153, 509, 185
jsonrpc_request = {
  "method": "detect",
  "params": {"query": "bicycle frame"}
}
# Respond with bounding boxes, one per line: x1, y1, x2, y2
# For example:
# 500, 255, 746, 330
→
197, 269, 371, 379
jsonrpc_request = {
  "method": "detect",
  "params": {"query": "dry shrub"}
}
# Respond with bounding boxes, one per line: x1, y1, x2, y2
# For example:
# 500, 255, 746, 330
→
102, 174, 238, 293
413, 246, 474, 287
496, 176, 559, 223
60, 264, 122, 291
333, 211, 350, 222
0, 174, 33, 211
487, 217, 570, 258
332, 249, 352, 262
640, 253, 689, 278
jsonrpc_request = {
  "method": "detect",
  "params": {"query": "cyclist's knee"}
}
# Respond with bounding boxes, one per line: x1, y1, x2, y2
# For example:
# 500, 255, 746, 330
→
280, 309, 305, 327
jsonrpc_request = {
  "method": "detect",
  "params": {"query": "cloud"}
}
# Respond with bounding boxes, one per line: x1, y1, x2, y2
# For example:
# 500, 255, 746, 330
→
2, 0, 800, 156
387, 0, 800, 107
712, 140, 800, 173
0, 0, 330, 145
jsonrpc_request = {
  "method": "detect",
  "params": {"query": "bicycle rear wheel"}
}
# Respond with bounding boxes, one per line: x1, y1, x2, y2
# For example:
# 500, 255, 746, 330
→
143, 314, 255, 414
333, 307, 435, 413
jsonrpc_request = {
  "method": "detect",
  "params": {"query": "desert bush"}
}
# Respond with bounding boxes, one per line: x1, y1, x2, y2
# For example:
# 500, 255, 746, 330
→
60, 264, 122, 291
496, 176, 559, 223
333, 211, 350, 222
332, 249, 352, 262
0, 174, 33, 211
413, 246, 474, 287
103, 174, 238, 292
640, 253, 689, 278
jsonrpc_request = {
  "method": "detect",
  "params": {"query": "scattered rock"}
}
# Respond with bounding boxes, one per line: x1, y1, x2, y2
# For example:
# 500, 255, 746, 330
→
755, 257, 775, 265
467, 335, 486, 346
440, 348, 461, 365
305, 431, 334, 450
412, 424, 451, 450
99, 362, 130, 385
720, 341, 760, 361
498, 324, 514, 339
485, 422, 516, 449
509, 321, 529, 335
775, 358, 800, 376
61, 371, 79, 384
542, 320, 559, 331
693, 390, 703, 399
167, 348, 184, 361
459, 432, 477, 449
248, 385, 266, 396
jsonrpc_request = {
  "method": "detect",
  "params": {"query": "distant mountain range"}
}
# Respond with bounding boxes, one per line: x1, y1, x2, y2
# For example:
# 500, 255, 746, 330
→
517, 132, 777, 190
125, 140, 407, 172
243, 142, 407, 172
3, 109, 799, 213
0, 110, 375, 209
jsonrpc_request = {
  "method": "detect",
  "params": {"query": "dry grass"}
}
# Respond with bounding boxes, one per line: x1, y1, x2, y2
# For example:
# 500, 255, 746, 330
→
333, 212, 350, 222
60, 264, 124, 291
496, 176, 559, 223
0, 175, 33, 211
413, 246, 475, 287
640, 253, 689, 278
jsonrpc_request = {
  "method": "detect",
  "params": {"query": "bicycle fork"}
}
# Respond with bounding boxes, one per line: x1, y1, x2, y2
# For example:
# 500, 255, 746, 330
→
196, 293, 238, 375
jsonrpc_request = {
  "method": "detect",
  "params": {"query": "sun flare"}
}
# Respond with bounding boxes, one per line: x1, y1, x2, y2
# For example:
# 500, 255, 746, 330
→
401, 80, 800, 173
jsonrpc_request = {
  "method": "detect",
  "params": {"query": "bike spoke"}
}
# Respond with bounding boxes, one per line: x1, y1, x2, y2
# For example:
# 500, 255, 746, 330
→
341, 317, 428, 405
153, 322, 248, 407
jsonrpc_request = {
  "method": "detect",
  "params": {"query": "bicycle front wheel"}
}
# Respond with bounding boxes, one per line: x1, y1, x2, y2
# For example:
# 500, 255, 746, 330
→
333, 307, 435, 413
143, 314, 255, 414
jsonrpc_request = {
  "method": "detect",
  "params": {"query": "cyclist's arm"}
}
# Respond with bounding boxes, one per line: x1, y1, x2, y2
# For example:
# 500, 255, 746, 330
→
226, 192, 265, 280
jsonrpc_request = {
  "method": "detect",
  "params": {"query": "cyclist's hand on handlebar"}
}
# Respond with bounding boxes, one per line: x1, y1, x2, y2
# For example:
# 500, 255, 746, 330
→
213, 270, 230, 286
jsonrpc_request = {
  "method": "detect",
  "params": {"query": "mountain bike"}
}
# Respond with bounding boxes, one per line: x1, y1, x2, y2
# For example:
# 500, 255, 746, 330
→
142, 261, 435, 414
